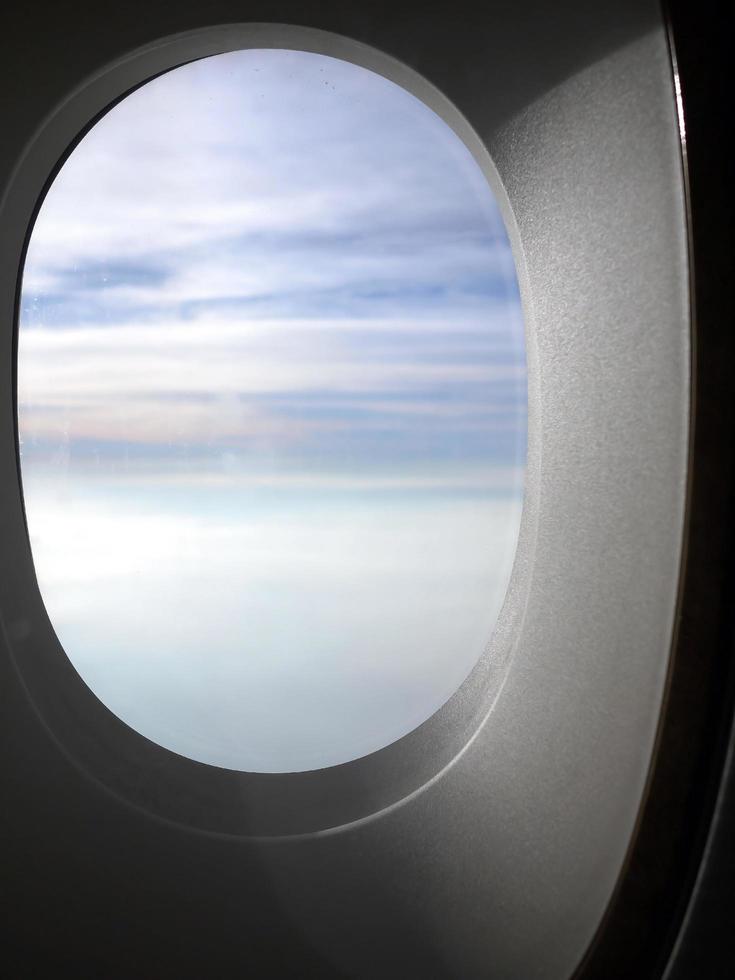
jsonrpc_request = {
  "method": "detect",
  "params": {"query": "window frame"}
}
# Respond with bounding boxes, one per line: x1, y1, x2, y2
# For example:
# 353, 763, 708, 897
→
0, 7, 693, 978
1, 23, 539, 838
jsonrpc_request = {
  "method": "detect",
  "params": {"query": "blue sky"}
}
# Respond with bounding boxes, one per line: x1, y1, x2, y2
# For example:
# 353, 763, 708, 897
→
17, 49, 526, 772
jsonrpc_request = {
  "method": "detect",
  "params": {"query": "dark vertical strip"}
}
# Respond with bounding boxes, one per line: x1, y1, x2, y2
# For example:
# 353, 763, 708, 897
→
575, 2, 735, 977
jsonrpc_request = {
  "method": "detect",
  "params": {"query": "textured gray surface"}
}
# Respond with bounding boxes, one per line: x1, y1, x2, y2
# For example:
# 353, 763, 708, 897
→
0, 4, 688, 977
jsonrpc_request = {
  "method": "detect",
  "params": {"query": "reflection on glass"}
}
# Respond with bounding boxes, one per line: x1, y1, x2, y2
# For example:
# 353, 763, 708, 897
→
17, 49, 526, 772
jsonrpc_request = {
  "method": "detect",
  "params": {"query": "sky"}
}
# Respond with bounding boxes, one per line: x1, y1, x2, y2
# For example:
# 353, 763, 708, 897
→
17, 49, 526, 772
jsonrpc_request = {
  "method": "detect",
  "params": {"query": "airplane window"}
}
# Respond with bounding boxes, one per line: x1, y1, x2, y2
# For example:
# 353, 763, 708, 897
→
16, 48, 526, 773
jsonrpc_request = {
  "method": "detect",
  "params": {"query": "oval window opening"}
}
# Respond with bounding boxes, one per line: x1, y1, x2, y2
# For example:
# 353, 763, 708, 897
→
17, 48, 527, 773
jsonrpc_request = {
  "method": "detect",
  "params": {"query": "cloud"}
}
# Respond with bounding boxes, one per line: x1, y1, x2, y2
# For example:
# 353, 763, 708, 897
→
26, 482, 523, 770
19, 48, 526, 468
21, 49, 516, 323
18, 314, 525, 466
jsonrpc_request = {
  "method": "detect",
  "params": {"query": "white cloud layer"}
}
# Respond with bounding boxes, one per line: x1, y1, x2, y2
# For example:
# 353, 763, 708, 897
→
27, 482, 522, 771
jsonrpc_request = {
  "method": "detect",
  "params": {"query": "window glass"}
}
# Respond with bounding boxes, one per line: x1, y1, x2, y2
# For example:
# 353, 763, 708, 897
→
17, 49, 526, 772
